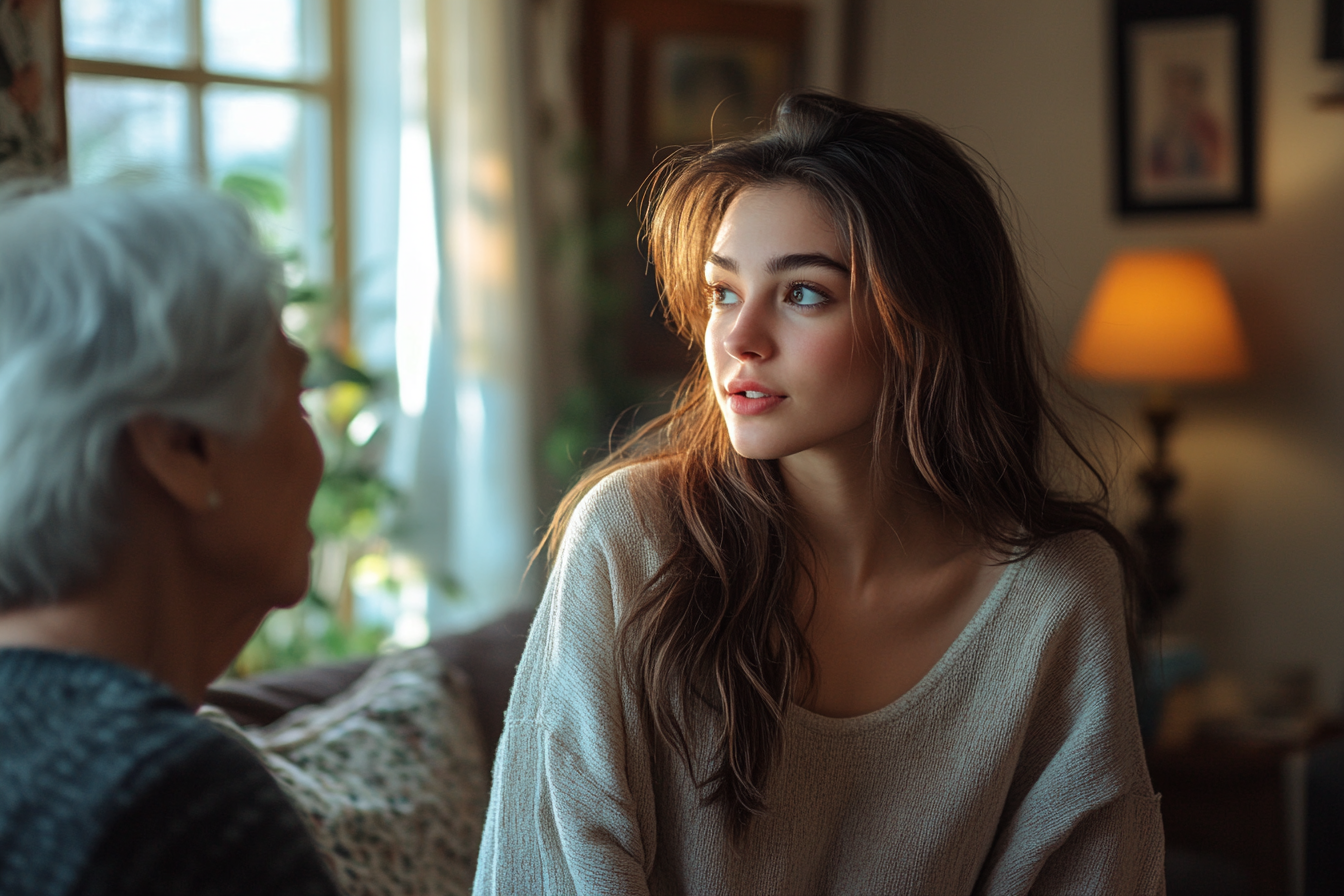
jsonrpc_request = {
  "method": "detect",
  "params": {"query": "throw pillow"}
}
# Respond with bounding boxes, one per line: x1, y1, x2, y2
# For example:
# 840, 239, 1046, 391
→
201, 647, 487, 896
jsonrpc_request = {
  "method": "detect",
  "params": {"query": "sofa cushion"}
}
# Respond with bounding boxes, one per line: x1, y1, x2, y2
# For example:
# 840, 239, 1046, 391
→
201, 646, 486, 896
205, 609, 532, 766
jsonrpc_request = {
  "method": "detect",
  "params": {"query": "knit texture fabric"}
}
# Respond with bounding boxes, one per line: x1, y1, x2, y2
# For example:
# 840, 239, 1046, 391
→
0, 648, 340, 896
476, 467, 1166, 895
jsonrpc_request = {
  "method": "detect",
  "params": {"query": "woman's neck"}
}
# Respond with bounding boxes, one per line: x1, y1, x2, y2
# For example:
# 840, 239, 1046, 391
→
779, 438, 975, 585
780, 438, 1007, 717
0, 534, 263, 707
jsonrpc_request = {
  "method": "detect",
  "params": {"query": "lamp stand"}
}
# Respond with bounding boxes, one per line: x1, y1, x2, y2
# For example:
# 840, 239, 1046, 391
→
1136, 388, 1185, 626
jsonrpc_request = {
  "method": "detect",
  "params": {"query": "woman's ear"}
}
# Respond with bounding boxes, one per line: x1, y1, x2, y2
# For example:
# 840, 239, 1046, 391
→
124, 415, 220, 513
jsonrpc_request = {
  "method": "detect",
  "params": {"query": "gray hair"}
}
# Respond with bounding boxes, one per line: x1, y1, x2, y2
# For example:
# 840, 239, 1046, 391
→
0, 184, 285, 608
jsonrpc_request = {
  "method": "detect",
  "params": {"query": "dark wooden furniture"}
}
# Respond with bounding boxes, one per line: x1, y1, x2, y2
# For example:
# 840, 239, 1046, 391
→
1151, 722, 1344, 896
1151, 738, 1296, 895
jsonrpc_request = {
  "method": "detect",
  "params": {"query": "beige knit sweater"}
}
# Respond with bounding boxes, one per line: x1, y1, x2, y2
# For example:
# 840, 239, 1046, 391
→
475, 468, 1165, 895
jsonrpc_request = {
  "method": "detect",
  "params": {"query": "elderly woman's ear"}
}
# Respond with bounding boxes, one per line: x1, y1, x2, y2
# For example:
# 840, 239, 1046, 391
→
125, 415, 223, 514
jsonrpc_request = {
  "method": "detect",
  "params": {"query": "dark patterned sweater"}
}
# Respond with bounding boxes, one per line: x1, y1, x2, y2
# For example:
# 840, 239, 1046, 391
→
0, 648, 340, 896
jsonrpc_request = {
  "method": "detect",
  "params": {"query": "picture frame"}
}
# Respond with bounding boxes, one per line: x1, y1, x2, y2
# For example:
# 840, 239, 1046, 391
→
579, 0, 811, 380
1324, 0, 1344, 60
648, 33, 796, 150
0, 0, 67, 180
582, 0, 808, 180
1112, 0, 1257, 215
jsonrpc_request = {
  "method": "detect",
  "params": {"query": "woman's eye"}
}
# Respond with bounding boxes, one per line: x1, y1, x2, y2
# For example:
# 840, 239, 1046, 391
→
711, 285, 740, 306
787, 284, 828, 307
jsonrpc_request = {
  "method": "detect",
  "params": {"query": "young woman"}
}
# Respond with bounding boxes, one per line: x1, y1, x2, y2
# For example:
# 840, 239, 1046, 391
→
476, 92, 1164, 895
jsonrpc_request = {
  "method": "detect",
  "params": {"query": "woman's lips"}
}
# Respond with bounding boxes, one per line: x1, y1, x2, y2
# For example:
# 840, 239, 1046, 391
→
726, 391, 785, 415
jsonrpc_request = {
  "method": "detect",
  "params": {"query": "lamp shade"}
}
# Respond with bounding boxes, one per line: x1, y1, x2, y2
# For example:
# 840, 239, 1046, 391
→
1068, 250, 1250, 382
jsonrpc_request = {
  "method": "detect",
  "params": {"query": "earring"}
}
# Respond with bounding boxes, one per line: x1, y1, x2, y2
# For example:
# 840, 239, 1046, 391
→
206, 491, 222, 510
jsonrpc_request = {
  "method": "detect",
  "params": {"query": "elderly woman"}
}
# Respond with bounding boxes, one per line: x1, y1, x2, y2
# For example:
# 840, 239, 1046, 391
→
0, 185, 340, 896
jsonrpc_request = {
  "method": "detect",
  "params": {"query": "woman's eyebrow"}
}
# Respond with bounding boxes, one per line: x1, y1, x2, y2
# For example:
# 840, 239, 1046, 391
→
767, 253, 849, 276
705, 252, 849, 276
706, 253, 737, 273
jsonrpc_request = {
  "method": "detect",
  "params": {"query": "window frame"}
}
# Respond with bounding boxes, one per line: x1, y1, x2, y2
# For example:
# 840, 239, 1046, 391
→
63, 0, 351, 340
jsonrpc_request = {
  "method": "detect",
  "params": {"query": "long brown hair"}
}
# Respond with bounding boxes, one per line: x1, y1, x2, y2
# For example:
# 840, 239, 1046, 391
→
545, 91, 1135, 838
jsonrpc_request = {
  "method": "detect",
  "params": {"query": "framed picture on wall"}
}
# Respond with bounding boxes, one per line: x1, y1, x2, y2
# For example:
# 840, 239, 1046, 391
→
649, 34, 795, 149
584, 0, 808, 180
0, 0, 66, 180
1112, 0, 1257, 214
580, 0, 810, 380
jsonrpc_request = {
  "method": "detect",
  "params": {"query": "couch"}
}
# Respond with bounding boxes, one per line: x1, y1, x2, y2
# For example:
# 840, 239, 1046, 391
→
204, 608, 532, 770
198, 609, 533, 896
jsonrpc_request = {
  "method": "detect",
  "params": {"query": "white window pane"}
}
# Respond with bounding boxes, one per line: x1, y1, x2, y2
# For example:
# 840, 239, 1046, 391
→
67, 75, 191, 184
204, 85, 330, 279
62, 0, 189, 67
202, 0, 328, 80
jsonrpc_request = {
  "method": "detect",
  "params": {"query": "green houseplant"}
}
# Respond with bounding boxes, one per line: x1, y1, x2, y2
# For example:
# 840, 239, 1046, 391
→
220, 172, 423, 676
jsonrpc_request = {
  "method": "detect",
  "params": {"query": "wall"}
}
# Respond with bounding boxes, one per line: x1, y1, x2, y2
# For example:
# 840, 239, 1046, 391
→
861, 0, 1344, 707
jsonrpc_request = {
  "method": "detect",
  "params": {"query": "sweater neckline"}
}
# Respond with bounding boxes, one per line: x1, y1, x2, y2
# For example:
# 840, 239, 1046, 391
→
0, 646, 183, 705
786, 549, 1027, 734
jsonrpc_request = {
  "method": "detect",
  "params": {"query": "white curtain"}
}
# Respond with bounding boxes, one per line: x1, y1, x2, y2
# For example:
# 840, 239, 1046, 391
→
418, 0, 536, 627
347, 0, 537, 632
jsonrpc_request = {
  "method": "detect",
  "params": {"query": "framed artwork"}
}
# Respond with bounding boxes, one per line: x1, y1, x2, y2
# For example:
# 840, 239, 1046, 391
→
583, 0, 807, 179
1112, 0, 1257, 214
0, 0, 66, 180
649, 34, 794, 148
1325, 0, 1344, 60
580, 0, 810, 379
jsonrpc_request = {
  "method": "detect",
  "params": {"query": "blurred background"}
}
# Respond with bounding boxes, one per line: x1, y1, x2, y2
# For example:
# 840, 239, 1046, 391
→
2, 1, 1343, 889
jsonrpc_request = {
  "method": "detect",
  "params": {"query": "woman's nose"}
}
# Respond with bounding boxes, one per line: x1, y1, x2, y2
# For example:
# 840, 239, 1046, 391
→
721, 294, 774, 361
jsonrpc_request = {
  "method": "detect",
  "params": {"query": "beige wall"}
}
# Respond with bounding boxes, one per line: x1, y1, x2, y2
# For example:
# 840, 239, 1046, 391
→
861, 0, 1344, 707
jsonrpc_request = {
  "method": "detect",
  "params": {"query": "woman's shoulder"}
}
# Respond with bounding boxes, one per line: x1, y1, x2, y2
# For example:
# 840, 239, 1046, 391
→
1015, 529, 1124, 602
990, 532, 1151, 815
0, 650, 257, 895
565, 460, 677, 553
996, 529, 1130, 646
0, 650, 243, 787
540, 461, 683, 635
72, 720, 341, 896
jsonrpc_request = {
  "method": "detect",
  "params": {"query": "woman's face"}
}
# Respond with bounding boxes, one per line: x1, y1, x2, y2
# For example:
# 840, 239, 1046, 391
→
704, 185, 883, 462
203, 332, 324, 609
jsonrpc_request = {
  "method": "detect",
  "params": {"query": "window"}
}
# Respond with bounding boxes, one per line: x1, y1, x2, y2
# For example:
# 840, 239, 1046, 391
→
62, 0, 346, 287
61, 0, 408, 674
57, 0, 533, 671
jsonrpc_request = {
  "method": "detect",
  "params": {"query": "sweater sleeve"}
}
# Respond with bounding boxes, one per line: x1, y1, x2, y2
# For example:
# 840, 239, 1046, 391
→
475, 472, 656, 896
69, 733, 341, 896
976, 535, 1166, 896
1026, 788, 1166, 895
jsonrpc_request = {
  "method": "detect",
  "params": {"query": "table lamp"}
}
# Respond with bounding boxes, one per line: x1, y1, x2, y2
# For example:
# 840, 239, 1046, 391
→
1068, 249, 1249, 622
